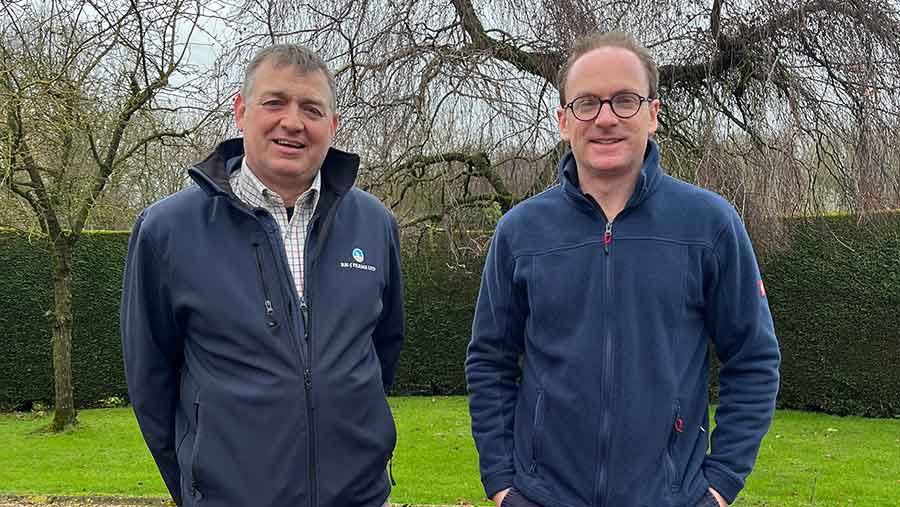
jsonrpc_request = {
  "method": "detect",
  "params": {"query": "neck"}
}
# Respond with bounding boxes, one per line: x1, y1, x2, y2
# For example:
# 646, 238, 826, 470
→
276, 185, 310, 206
577, 167, 641, 222
247, 167, 315, 205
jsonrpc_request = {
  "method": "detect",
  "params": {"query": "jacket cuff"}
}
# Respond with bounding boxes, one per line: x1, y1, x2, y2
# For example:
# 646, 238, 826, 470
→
482, 470, 515, 500
703, 463, 743, 504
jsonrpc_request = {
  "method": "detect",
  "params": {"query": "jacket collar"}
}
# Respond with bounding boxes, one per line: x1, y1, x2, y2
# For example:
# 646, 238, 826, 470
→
559, 138, 662, 214
189, 137, 360, 200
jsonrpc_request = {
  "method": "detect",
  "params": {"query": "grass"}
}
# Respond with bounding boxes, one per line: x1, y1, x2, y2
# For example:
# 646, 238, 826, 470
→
1, 397, 898, 506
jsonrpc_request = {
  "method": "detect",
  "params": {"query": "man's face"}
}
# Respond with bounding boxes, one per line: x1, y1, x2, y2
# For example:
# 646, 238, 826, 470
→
234, 61, 338, 191
557, 47, 660, 180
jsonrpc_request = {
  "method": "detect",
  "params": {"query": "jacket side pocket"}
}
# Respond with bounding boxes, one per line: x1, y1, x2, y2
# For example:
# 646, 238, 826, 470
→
530, 390, 545, 474
189, 397, 204, 502
666, 399, 683, 492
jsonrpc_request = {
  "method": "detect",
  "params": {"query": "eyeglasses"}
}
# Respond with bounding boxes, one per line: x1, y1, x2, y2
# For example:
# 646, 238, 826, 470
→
563, 92, 654, 121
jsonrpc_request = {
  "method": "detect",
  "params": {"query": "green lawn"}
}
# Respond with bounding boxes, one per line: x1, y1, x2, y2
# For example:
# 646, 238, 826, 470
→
1, 397, 898, 506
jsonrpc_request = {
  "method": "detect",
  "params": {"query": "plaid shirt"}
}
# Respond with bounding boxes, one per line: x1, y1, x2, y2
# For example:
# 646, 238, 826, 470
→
230, 160, 321, 298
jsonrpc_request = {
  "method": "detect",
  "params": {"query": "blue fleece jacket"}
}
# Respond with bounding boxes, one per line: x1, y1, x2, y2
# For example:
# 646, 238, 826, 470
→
466, 140, 780, 507
121, 139, 405, 507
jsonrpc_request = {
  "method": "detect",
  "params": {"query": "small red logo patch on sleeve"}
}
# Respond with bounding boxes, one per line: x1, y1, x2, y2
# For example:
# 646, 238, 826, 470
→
759, 279, 767, 297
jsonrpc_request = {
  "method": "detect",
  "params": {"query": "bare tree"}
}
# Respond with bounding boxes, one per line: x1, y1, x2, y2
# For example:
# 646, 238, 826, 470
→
216, 0, 899, 249
0, 0, 228, 430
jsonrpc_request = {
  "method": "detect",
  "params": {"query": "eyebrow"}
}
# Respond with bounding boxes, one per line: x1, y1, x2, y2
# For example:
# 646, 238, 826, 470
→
258, 91, 327, 107
577, 88, 642, 98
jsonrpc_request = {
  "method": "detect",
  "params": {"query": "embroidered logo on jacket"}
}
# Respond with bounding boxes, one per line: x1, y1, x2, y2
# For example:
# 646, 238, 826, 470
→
341, 247, 376, 272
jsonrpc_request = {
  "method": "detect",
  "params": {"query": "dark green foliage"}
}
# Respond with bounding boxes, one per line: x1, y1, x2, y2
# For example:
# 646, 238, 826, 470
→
764, 213, 900, 417
392, 232, 485, 395
70, 231, 131, 408
2, 213, 899, 417
0, 230, 55, 410
0, 230, 130, 411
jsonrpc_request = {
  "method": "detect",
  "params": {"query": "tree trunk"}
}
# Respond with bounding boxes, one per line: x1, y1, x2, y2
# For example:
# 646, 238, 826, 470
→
48, 236, 77, 431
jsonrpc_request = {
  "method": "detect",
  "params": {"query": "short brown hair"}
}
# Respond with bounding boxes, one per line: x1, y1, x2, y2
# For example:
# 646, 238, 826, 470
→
241, 44, 337, 112
557, 31, 659, 105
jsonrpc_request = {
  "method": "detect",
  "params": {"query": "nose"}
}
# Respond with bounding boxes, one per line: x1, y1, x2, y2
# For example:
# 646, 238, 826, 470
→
593, 102, 619, 127
279, 108, 304, 132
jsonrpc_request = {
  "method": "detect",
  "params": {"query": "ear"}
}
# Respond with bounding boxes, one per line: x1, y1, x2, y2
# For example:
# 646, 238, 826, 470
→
234, 93, 247, 132
557, 106, 571, 142
647, 98, 661, 135
330, 112, 340, 136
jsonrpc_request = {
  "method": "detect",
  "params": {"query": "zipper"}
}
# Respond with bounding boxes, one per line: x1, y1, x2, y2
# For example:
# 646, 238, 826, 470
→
301, 215, 318, 507
298, 298, 318, 507
597, 218, 614, 507
252, 243, 279, 329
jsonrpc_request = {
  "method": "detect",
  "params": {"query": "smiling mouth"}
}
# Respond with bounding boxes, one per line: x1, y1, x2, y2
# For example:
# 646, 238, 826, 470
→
273, 139, 306, 149
590, 138, 623, 145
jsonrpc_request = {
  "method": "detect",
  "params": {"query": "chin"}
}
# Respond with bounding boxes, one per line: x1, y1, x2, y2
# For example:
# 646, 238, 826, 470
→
585, 159, 626, 173
270, 161, 309, 174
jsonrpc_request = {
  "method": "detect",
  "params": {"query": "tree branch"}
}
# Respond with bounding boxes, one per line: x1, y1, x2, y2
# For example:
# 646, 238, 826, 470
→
450, 0, 563, 86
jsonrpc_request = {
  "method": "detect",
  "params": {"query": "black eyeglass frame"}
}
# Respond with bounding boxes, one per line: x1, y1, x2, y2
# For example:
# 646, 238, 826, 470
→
563, 92, 656, 121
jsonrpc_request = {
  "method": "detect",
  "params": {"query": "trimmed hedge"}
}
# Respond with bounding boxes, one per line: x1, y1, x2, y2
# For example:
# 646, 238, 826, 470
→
1, 213, 899, 417
764, 214, 900, 416
393, 233, 484, 395
0, 230, 130, 409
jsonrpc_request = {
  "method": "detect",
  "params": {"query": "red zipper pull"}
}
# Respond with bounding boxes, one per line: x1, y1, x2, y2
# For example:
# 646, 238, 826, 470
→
603, 222, 613, 255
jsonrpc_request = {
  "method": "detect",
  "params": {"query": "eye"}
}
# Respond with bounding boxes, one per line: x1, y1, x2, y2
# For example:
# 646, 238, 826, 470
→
302, 105, 324, 118
612, 94, 640, 107
573, 96, 601, 113
262, 99, 283, 108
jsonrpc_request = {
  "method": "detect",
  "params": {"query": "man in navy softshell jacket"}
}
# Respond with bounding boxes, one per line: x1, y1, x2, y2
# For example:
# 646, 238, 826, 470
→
121, 44, 405, 507
466, 32, 780, 507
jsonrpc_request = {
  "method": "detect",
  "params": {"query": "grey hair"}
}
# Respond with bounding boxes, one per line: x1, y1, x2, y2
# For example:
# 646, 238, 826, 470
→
241, 44, 337, 112
557, 31, 659, 105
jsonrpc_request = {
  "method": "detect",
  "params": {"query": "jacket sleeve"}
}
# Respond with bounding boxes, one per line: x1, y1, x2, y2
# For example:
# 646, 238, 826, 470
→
703, 210, 781, 504
465, 223, 527, 499
373, 216, 405, 393
120, 213, 184, 505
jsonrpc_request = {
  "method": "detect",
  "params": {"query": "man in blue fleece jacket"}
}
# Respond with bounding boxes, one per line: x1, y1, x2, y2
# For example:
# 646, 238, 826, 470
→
466, 31, 780, 507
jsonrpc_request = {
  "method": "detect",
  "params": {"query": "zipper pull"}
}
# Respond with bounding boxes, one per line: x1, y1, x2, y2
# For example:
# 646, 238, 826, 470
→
303, 369, 315, 409
264, 300, 278, 328
603, 222, 613, 255
299, 299, 310, 335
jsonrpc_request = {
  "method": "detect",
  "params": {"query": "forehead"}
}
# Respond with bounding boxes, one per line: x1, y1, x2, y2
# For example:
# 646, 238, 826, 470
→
248, 61, 332, 101
566, 47, 649, 97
